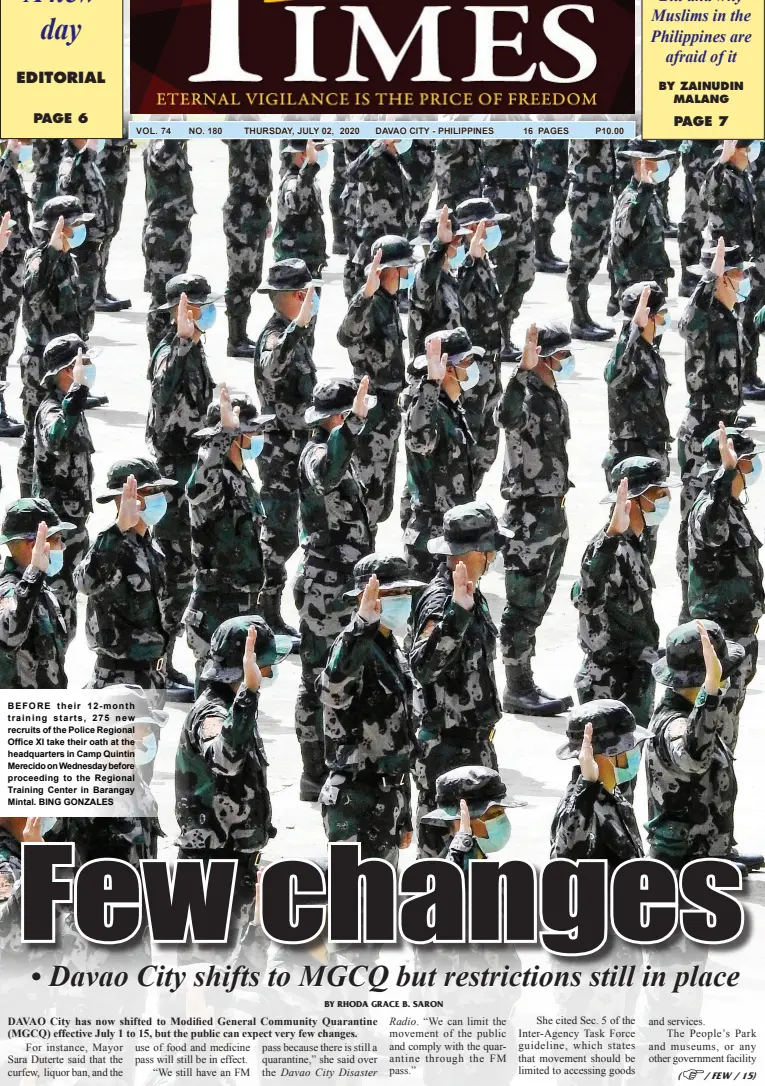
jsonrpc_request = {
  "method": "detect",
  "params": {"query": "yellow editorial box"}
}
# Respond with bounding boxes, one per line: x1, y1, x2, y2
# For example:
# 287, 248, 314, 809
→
642, 0, 764, 139
0, 0, 123, 138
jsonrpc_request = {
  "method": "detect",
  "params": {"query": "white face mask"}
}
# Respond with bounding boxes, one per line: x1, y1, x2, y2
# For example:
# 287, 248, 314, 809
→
642, 495, 670, 526
456, 361, 480, 391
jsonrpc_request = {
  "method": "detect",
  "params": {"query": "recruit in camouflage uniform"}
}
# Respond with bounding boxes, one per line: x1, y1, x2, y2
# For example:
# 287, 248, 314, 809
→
400, 139, 436, 232
95, 137, 132, 311
185, 390, 269, 680
410, 502, 511, 857
338, 235, 415, 534
57, 139, 112, 334
702, 139, 765, 396
496, 321, 573, 716
222, 139, 272, 357
480, 140, 535, 355
675, 240, 747, 618
329, 141, 349, 255
33, 334, 96, 641
295, 378, 373, 801
30, 139, 63, 217
407, 208, 464, 357
687, 427, 765, 759
434, 140, 483, 208
0, 142, 31, 434
402, 329, 477, 583
0, 498, 71, 688
175, 616, 282, 942
645, 621, 744, 867
253, 260, 319, 640
335, 139, 370, 278
142, 139, 195, 352
531, 139, 568, 274
76, 457, 176, 697
318, 554, 423, 865
551, 701, 647, 868
678, 139, 718, 295
344, 140, 411, 299
609, 139, 675, 300
572, 458, 676, 753
18, 195, 88, 497
146, 273, 216, 694
273, 140, 327, 277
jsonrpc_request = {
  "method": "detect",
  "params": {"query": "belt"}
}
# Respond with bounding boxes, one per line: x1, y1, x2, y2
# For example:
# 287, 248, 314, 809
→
97, 654, 163, 673
342, 770, 408, 788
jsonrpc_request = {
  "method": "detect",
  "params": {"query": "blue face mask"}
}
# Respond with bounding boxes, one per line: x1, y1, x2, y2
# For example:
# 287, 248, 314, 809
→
311, 291, 320, 318
259, 664, 279, 689
652, 159, 671, 184
195, 303, 217, 331
554, 354, 576, 381
241, 434, 265, 461
399, 268, 415, 292
139, 493, 168, 526
613, 745, 643, 786
83, 364, 97, 388
479, 812, 511, 854
46, 548, 64, 578
643, 494, 670, 526
379, 595, 412, 633
745, 455, 762, 487
748, 140, 761, 164
96, 139, 106, 155
735, 277, 752, 302
456, 360, 480, 392
657, 310, 671, 332
39, 817, 57, 838
449, 245, 467, 271
17, 145, 33, 166
394, 138, 412, 155
68, 223, 86, 248
483, 224, 502, 251
136, 733, 157, 766
316, 149, 329, 169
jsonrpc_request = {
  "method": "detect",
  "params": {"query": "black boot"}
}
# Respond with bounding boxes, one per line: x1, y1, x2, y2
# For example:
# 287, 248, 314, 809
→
502, 664, 573, 717
0, 388, 24, 438
724, 849, 764, 871
605, 294, 621, 317
534, 228, 568, 274
85, 395, 110, 409
227, 315, 257, 358
258, 585, 300, 651
299, 743, 326, 802
570, 297, 615, 342
98, 285, 132, 310
163, 643, 195, 702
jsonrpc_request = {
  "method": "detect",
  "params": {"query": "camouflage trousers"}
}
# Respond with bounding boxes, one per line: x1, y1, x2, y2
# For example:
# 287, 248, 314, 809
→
462, 350, 501, 488
717, 631, 757, 755
407, 167, 436, 235
100, 178, 128, 291
329, 143, 348, 252
675, 427, 706, 622
177, 847, 259, 957
321, 774, 410, 865
224, 225, 267, 320
294, 560, 355, 755
154, 455, 195, 637
256, 429, 303, 590
17, 349, 44, 496
88, 659, 167, 784
414, 727, 497, 858
75, 240, 102, 335
500, 497, 568, 671
566, 188, 614, 300
185, 588, 262, 680
0, 252, 24, 379
603, 440, 671, 564
742, 277, 765, 384
575, 655, 655, 729
354, 401, 401, 533
494, 215, 535, 345
678, 166, 706, 279
143, 220, 192, 353
533, 170, 567, 236
49, 517, 89, 645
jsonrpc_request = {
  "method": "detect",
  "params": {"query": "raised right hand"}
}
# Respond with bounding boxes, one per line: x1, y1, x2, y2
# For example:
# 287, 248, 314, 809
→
697, 620, 723, 694
116, 474, 141, 533
459, 798, 471, 834
243, 626, 261, 692
49, 215, 66, 252
520, 323, 540, 371
436, 204, 453, 246
72, 348, 87, 387
426, 335, 448, 382
719, 139, 737, 165
352, 375, 370, 420
633, 285, 651, 330
358, 574, 382, 625
710, 235, 727, 279
363, 248, 383, 299
0, 211, 12, 255
469, 220, 487, 260
219, 384, 240, 432
606, 477, 631, 536
718, 420, 738, 470
578, 723, 600, 782
176, 291, 195, 339
452, 560, 475, 612
30, 522, 50, 573
297, 285, 315, 328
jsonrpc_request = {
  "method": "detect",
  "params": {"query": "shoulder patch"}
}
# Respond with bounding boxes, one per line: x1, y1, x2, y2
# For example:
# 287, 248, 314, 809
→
265, 332, 280, 351
201, 715, 224, 742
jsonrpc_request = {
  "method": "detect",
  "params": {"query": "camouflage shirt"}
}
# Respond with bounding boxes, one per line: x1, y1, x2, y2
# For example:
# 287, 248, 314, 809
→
253, 312, 316, 433
702, 160, 761, 258
319, 612, 415, 777
346, 141, 411, 255
0, 559, 67, 688
273, 161, 326, 267
407, 240, 462, 357
75, 523, 171, 663
610, 179, 672, 289
22, 244, 84, 353
187, 429, 265, 593
96, 139, 131, 191
223, 140, 272, 234
143, 140, 195, 224
403, 378, 475, 540
572, 528, 659, 665
31, 139, 63, 214
567, 140, 619, 193
337, 287, 407, 399
58, 141, 111, 242
677, 273, 743, 441
605, 325, 671, 447
410, 566, 502, 737
0, 149, 32, 255
434, 140, 483, 206
49, 816, 161, 866
175, 686, 275, 853
550, 770, 643, 871
496, 368, 571, 500
645, 688, 734, 861
146, 333, 215, 459
481, 140, 532, 208
457, 254, 502, 354
33, 382, 94, 519
298, 414, 372, 567
687, 466, 764, 638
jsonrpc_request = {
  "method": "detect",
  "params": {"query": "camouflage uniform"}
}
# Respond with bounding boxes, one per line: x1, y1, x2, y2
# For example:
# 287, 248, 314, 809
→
400, 140, 436, 231
222, 140, 272, 331
0, 556, 68, 687
551, 770, 643, 867
338, 281, 407, 532
610, 178, 672, 296
0, 146, 32, 380
296, 404, 373, 792
329, 141, 349, 254
481, 140, 535, 349
95, 138, 131, 300
678, 140, 717, 287
566, 140, 618, 310
30, 140, 62, 216
532, 139, 568, 270
434, 140, 482, 207
344, 142, 411, 298
410, 564, 502, 857
142, 141, 195, 352
57, 141, 111, 333
146, 328, 215, 644
408, 238, 462, 357
335, 139, 370, 282
403, 376, 475, 582
273, 156, 326, 276
604, 323, 671, 478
